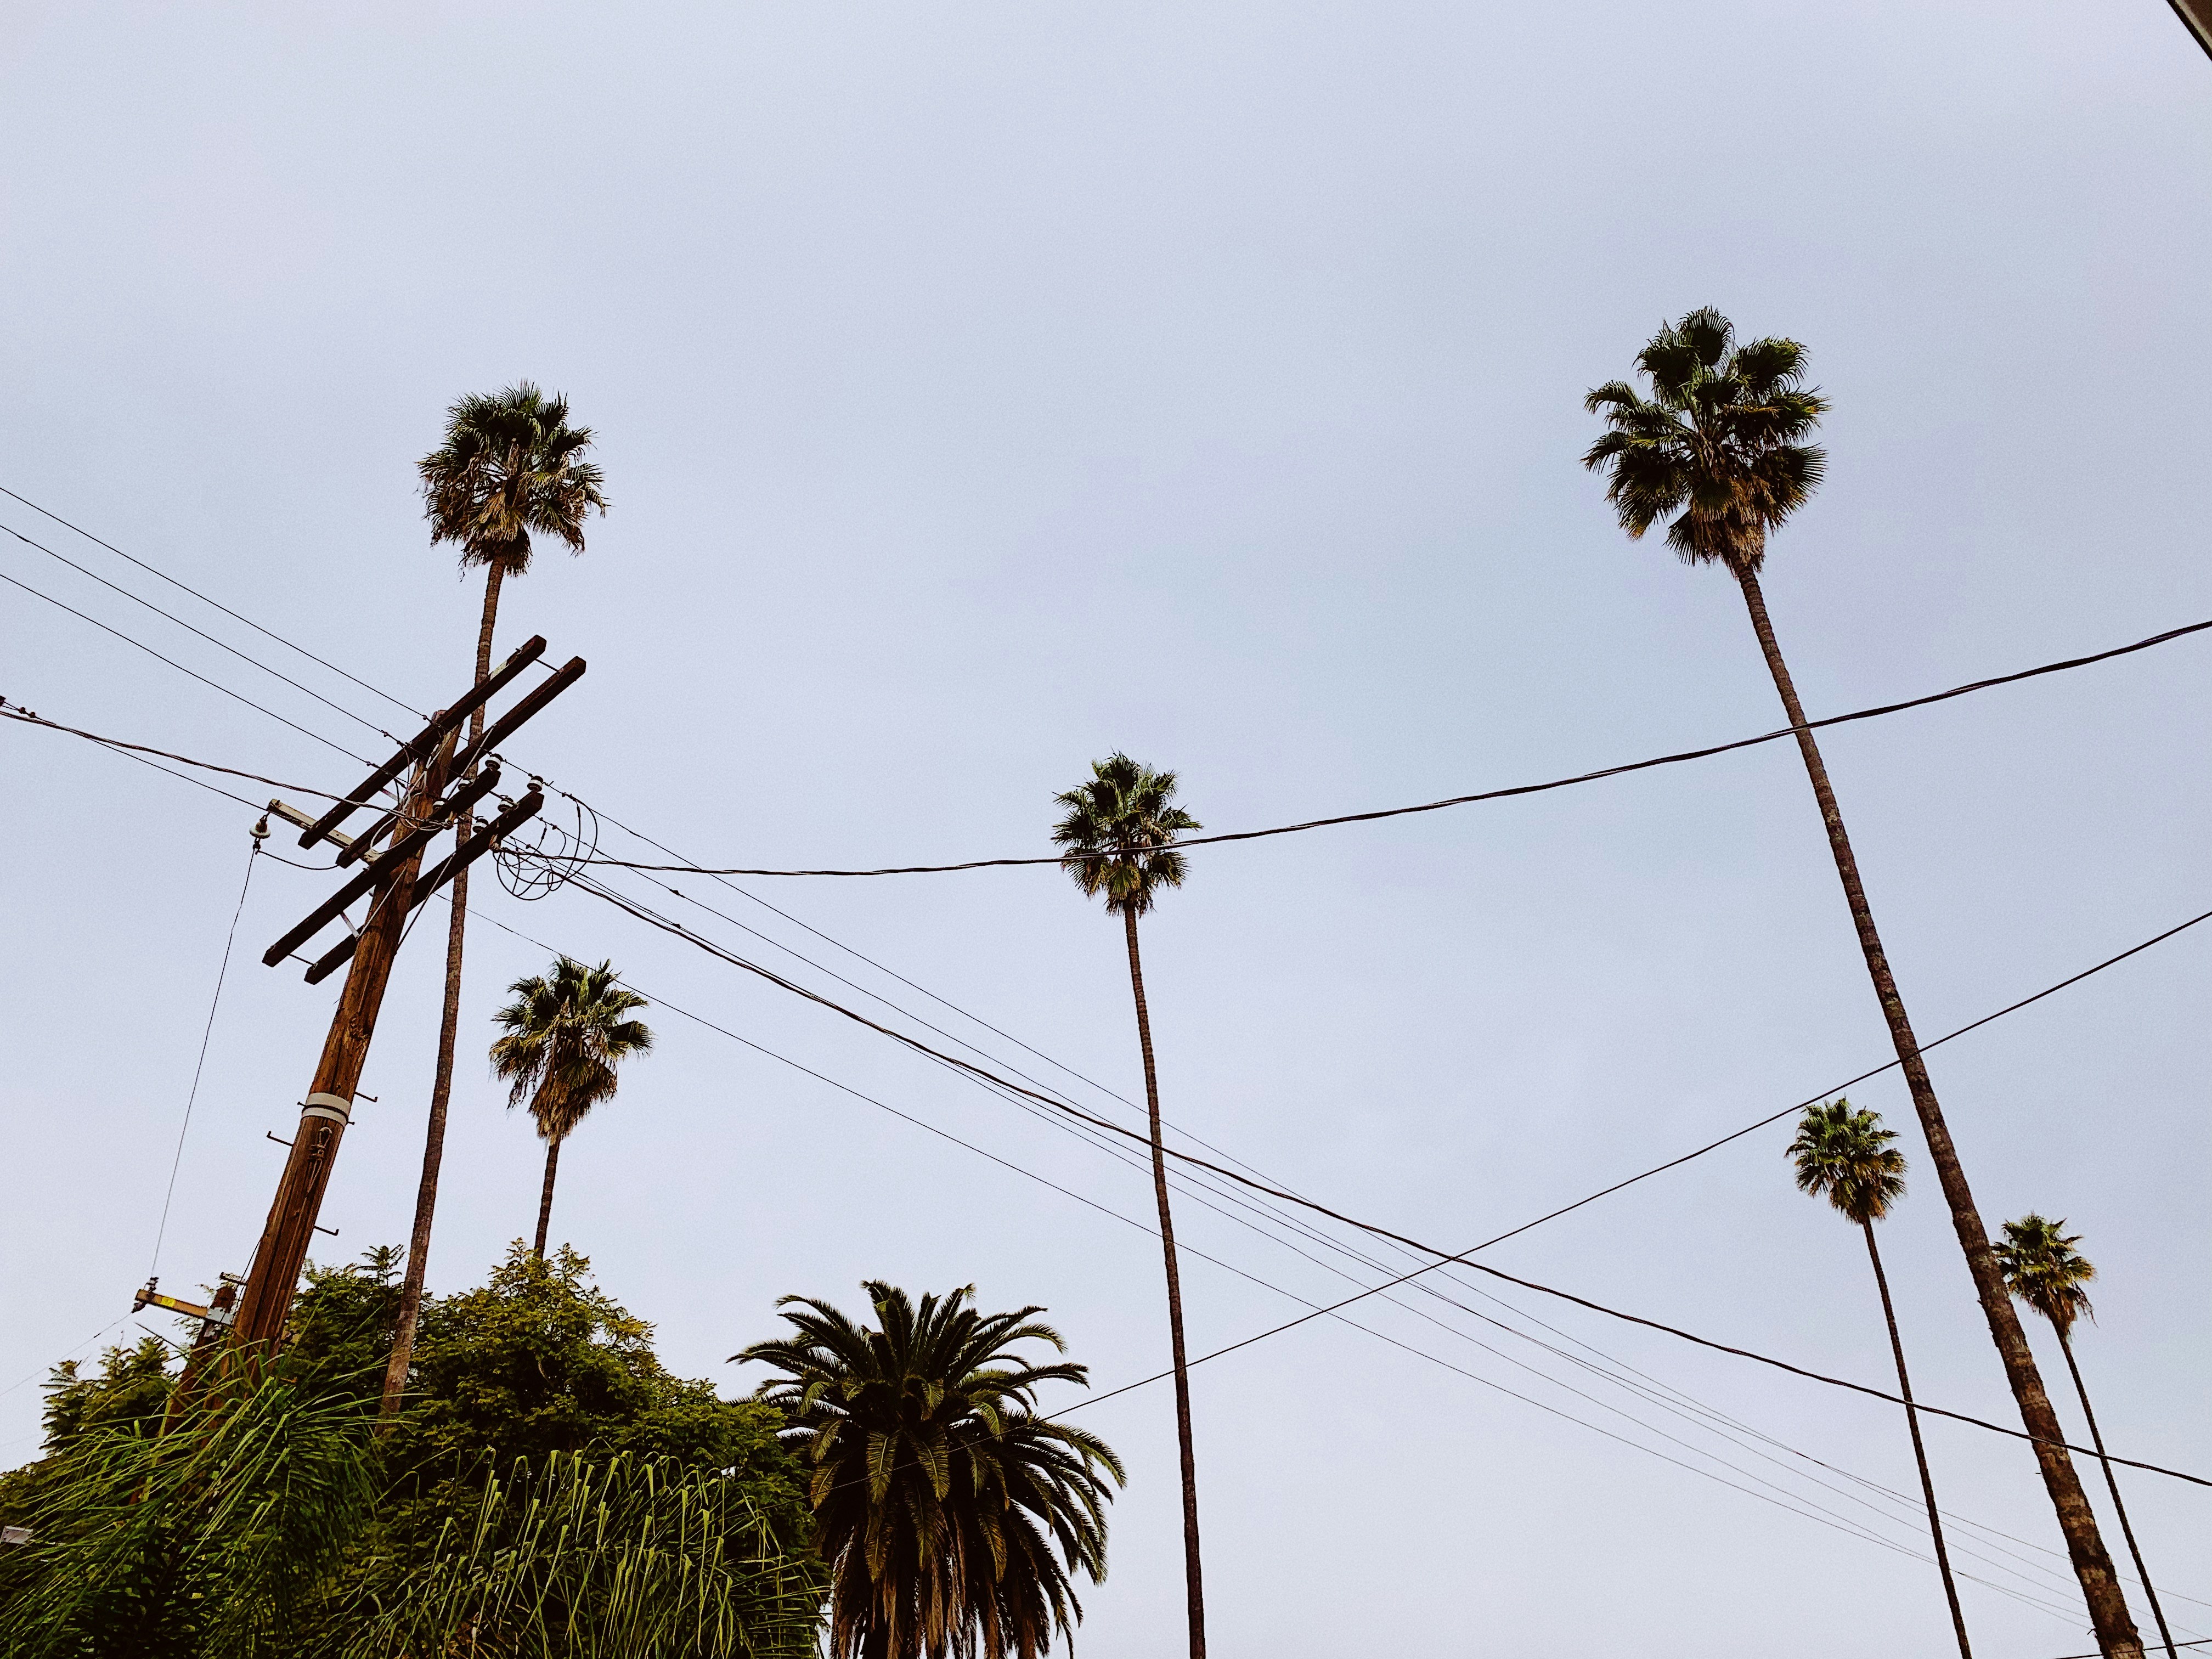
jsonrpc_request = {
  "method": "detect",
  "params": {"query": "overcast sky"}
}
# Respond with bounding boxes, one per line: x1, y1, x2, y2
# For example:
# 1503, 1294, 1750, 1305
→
3, 3, 2208, 1654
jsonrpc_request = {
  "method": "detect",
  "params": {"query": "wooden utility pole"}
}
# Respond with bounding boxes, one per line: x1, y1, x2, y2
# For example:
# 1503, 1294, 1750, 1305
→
191, 637, 579, 1367
226, 758, 441, 1350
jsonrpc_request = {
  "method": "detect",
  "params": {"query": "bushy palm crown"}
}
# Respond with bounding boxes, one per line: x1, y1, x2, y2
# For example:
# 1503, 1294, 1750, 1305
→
1996, 1214, 2097, 1338
1582, 307, 1830, 573
1050, 753, 1200, 918
489, 957, 653, 1145
418, 382, 608, 575
1787, 1098, 1906, 1226
735, 1283, 1124, 1659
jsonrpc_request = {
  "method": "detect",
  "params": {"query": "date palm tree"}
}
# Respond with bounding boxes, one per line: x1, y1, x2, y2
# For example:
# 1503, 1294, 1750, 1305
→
1051, 753, 1206, 1659
1998, 1215, 2178, 1659
1584, 309, 2142, 1656
1788, 1098, 1971, 1656
382, 384, 607, 1415
735, 1282, 1124, 1659
489, 956, 653, 1257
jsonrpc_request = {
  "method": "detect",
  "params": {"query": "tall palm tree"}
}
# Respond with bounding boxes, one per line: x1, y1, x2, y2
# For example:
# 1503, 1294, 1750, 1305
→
735, 1282, 1124, 1659
381, 384, 607, 1416
1997, 1216, 2178, 1659
1584, 309, 2142, 1656
488, 956, 653, 1257
1788, 1098, 1972, 1656
1051, 753, 1206, 1659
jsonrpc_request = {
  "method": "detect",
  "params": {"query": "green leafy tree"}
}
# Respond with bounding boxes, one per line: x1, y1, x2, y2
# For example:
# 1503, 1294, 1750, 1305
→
1049, 752, 1206, 1659
736, 1283, 1122, 1659
490, 956, 655, 1257
1997, 1216, 2177, 1659
385, 383, 610, 1417
1788, 1099, 1970, 1655
1585, 309, 2141, 1656
0, 1369, 377, 1659
3, 1247, 819, 1659
342, 1449, 821, 1659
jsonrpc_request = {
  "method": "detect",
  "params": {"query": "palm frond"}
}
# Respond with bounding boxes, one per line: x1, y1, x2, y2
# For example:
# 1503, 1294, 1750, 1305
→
1583, 308, 1829, 574
1786, 1098, 1906, 1226
735, 1284, 1121, 1659
1049, 753, 1201, 918
1996, 1214, 2097, 1336
418, 382, 610, 572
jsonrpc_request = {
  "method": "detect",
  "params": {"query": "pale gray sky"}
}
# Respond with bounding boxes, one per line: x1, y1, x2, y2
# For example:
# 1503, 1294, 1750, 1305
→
3, 3, 2208, 1655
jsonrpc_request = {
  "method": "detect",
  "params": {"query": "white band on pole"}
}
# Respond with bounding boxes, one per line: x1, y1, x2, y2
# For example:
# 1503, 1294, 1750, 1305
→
300, 1091, 352, 1126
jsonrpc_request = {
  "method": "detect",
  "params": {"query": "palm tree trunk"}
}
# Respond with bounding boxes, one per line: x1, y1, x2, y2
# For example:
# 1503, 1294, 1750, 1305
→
534, 1133, 561, 1259
1733, 565, 2141, 1656
1123, 906, 1207, 1659
381, 562, 506, 1418
1863, 1221, 1973, 1656
2057, 1328, 2179, 1659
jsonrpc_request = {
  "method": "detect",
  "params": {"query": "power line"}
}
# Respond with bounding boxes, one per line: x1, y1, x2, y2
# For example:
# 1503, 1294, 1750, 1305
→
552, 861, 2212, 1488
556, 854, 2141, 1611
547, 827, 2174, 1616
1, 519, 400, 742
16, 491, 2203, 1632
564, 614, 2212, 877
150, 837, 261, 1277
455, 900, 2106, 1617
0, 483, 425, 720
0, 565, 376, 766
0, 701, 348, 799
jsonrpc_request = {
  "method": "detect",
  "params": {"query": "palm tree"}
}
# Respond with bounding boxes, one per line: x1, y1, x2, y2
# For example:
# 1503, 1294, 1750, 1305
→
382, 385, 607, 1416
1051, 753, 1206, 1659
1788, 1098, 1972, 1656
1584, 309, 2142, 1656
488, 956, 653, 1257
734, 1282, 1124, 1659
1997, 1216, 2178, 1659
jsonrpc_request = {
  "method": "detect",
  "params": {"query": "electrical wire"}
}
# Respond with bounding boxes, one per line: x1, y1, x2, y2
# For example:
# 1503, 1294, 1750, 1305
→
561, 821, 2187, 1617
0, 564, 375, 765
453, 897, 2108, 1619
0, 483, 425, 720
148, 836, 261, 1278
1, 519, 401, 742
541, 845, 2174, 1612
16, 489, 2206, 1640
562, 614, 2212, 877
549, 860, 2212, 1488
0, 701, 348, 799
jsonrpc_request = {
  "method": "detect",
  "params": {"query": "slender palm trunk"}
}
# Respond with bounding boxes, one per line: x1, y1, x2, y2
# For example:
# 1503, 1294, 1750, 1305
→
2056, 1328, 2178, 1659
534, 1135, 561, 1259
1733, 565, 2141, 1656
1862, 1221, 1973, 1656
380, 562, 506, 1418
1122, 907, 1206, 1659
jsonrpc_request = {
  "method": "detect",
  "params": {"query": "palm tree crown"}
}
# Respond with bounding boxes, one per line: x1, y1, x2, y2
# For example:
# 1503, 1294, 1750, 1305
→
1996, 1214, 2097, 1339
418, 382, 608, 576
1050, 753, 1200, 918
1582, 307, 1829, 572
1788, 1098, 1906, 1226
736, 1283, 1124, 1659
490, 957, 654, 1147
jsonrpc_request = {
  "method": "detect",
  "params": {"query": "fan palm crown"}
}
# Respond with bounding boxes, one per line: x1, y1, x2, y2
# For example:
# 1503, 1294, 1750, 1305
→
1049, 753, 1199, 918
736, 1283, 1124, 1659
490, 957, 653, 1145
1996, 1214, 2097, 1339
1582, 307, 1829, 573
418, 382, 608, 576
1788, 1098, 1906, 1226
